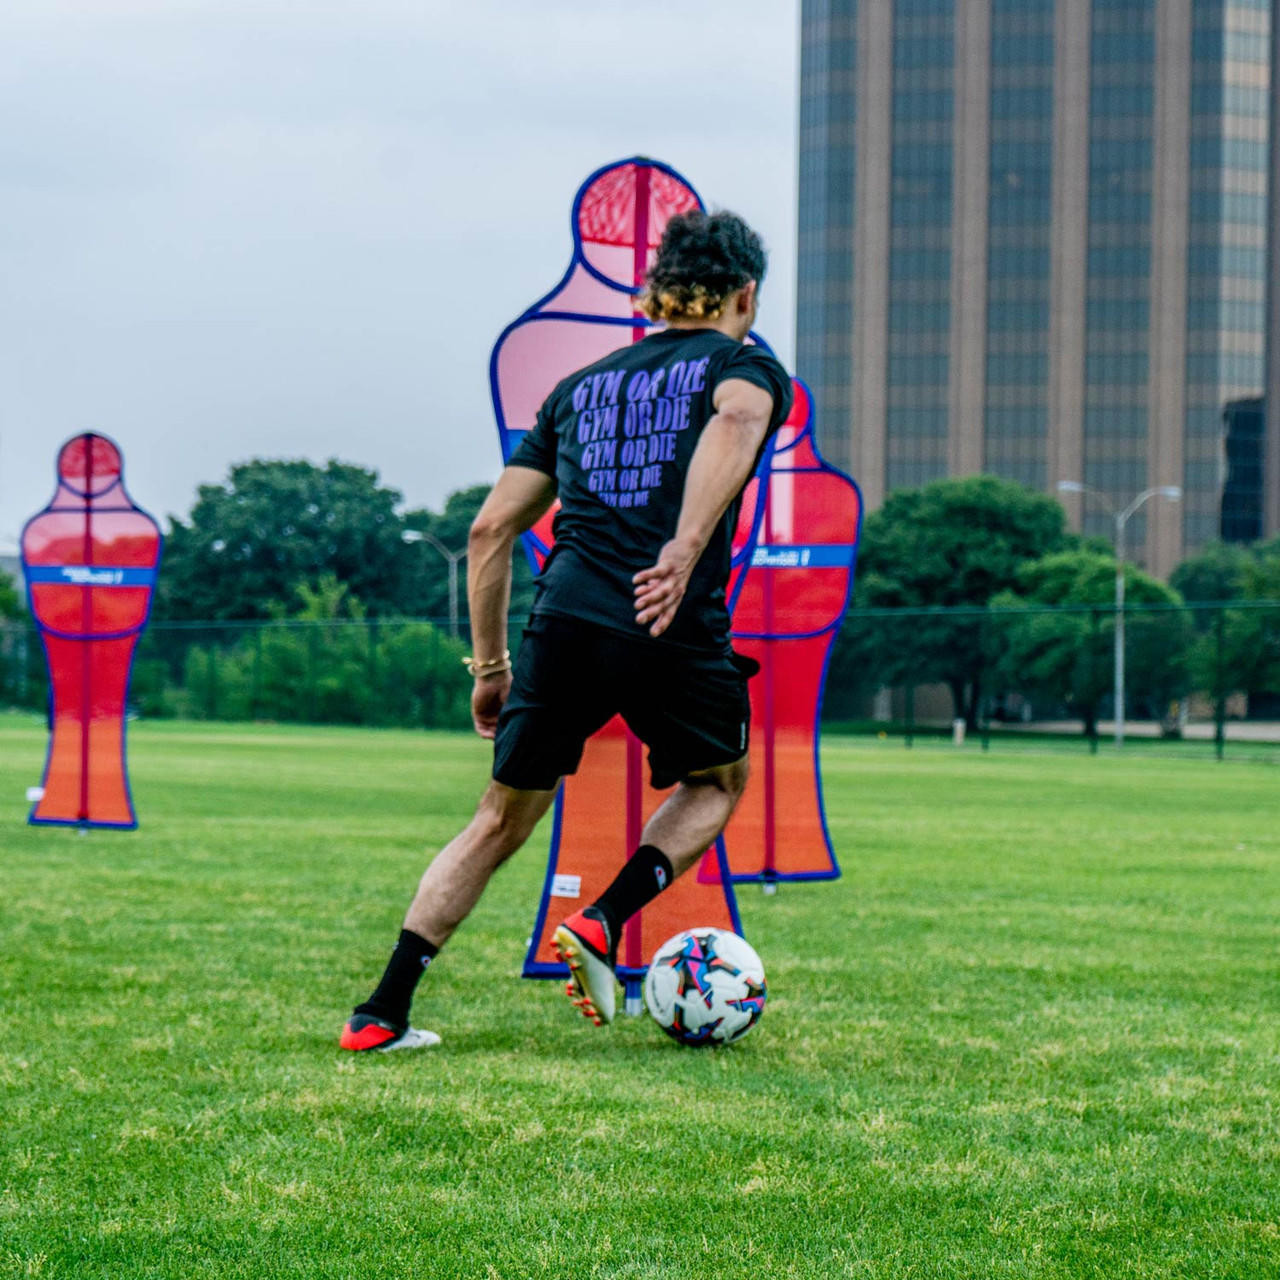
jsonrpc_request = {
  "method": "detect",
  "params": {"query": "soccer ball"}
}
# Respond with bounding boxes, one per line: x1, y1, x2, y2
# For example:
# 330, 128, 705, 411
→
643, 927, 767, 1047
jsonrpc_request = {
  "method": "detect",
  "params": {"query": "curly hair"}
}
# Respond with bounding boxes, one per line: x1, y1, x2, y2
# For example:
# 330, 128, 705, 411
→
639, 210, 767, 323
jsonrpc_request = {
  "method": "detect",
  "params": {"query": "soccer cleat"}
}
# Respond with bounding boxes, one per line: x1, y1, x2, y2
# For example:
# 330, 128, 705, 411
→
552, 906, 617, 1026
339, 1013, 441, 1053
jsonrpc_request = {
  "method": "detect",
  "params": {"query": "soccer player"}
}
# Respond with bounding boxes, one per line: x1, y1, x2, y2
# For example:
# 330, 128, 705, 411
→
341, 210, 792, 1052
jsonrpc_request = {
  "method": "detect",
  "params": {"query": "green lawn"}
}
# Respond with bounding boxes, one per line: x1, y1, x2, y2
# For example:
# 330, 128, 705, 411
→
1, 716, 1276, 1279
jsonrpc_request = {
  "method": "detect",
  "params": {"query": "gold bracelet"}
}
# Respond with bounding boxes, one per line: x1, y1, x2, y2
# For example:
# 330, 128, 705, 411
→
462, 650, 512, 677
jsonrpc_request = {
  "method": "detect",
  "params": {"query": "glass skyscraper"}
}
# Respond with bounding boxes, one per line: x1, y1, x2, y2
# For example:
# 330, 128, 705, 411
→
798, 0, 1274, 576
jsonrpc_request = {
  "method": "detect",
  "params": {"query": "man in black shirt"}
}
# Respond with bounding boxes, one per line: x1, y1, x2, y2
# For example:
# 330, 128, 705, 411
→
342, 210, 792, 1051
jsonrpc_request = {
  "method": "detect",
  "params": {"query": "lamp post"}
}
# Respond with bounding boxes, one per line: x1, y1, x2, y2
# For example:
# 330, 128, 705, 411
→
1056, 481, 1181, 747
402, 529, 466, 639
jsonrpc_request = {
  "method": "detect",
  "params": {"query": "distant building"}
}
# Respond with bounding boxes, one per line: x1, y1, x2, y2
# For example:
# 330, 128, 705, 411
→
1267, 0, 1280, 539
799, 0, 1273, 576
1221, 395, 1265, 541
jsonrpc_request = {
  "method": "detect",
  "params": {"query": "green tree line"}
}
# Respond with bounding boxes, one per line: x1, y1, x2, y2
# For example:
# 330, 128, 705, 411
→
155, 459, 534, 624
131, 578, 474, 728
0, 459, 535, 729
3, 461, 1278, 733
828, 474, 1280, 735
141, 460, 539, 728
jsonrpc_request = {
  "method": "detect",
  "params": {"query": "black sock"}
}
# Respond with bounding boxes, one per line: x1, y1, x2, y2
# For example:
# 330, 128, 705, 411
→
591, 845, 675, 944
354, 929, 439, 1027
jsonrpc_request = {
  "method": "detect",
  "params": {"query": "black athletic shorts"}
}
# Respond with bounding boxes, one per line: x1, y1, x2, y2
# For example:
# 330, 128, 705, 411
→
492, 614, 758, 792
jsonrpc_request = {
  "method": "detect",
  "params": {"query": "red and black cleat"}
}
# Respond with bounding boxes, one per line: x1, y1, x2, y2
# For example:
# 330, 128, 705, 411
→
339, 1013, 441, 1053
552, 907, 617, 1026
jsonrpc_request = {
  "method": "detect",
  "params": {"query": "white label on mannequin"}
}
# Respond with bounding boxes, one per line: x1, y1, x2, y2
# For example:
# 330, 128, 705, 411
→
550, 874, 581, 899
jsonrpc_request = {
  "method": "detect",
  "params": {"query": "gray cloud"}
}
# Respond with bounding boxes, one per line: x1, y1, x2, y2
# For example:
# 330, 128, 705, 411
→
0, 0, 798, 548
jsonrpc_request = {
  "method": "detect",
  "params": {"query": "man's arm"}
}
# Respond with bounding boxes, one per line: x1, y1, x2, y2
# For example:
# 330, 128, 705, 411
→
633, 377, 774, 638
467, 465, 556, 737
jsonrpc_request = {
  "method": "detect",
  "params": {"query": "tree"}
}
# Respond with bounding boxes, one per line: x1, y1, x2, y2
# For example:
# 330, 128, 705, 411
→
0, 568, 27, 709
156, 459, 413, 622
0, 568, 20, 620
850, 475, 1074, 726
1190, 544, 1280, 717
1170, 541, 1252, 616
154, 576, 471, 727
993, 549, 1191, 735
1233, 550, 1280, 712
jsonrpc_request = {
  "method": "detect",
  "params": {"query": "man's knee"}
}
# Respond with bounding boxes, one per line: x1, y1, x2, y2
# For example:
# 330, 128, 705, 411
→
682, 754, 749, 801
470, 804, 529, 861
469, 783, 546, 860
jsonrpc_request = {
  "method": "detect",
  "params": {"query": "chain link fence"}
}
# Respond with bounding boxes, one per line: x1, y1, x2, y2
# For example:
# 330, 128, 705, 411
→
0, 617, 474, 731
2, 602, 1278, 759
823, 601, 1280, 760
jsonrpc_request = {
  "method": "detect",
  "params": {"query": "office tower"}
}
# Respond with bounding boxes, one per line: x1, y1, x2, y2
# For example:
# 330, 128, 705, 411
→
1221, 394, 1266, 539
798, 0, 1272, 574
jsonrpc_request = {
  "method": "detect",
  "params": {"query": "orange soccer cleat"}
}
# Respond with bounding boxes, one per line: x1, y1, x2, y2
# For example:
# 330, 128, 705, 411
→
552, 906, 618, 1026
339, 1013, 441, 1053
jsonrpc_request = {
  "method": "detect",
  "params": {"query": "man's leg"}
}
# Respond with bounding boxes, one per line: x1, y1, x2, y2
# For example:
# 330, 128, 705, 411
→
553, 754, 748, 1025
341, 780, 556, 1051
403, 781, 557, 944
634, 754, 750, 877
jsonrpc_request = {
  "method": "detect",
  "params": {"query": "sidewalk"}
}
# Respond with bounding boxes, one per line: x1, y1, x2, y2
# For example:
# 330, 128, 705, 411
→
1012, 720, 1280, 743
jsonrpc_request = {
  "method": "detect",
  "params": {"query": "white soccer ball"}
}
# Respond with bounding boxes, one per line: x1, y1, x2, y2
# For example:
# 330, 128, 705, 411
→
643, 927, 767, 1046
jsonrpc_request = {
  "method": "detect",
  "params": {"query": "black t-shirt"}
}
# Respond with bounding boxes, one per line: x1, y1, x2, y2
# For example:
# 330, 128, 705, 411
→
509, 328, 793, 652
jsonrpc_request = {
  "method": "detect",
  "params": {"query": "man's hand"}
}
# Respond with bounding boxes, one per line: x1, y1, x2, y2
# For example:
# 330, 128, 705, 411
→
633, 378, 773, 638
633, 536, 700, 638
471, 671, 512, 739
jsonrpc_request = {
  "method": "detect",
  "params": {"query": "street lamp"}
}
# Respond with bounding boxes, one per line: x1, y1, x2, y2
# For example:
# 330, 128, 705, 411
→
402, 529, 466, 639
1056, 480, 1182, 747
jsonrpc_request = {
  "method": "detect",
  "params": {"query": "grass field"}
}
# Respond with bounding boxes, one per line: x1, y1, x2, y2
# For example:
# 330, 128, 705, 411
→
1, 716, 1277, 1279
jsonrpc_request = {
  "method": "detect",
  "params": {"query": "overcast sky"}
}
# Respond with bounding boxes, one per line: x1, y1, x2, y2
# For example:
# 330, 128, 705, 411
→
0, 0, 799, 551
